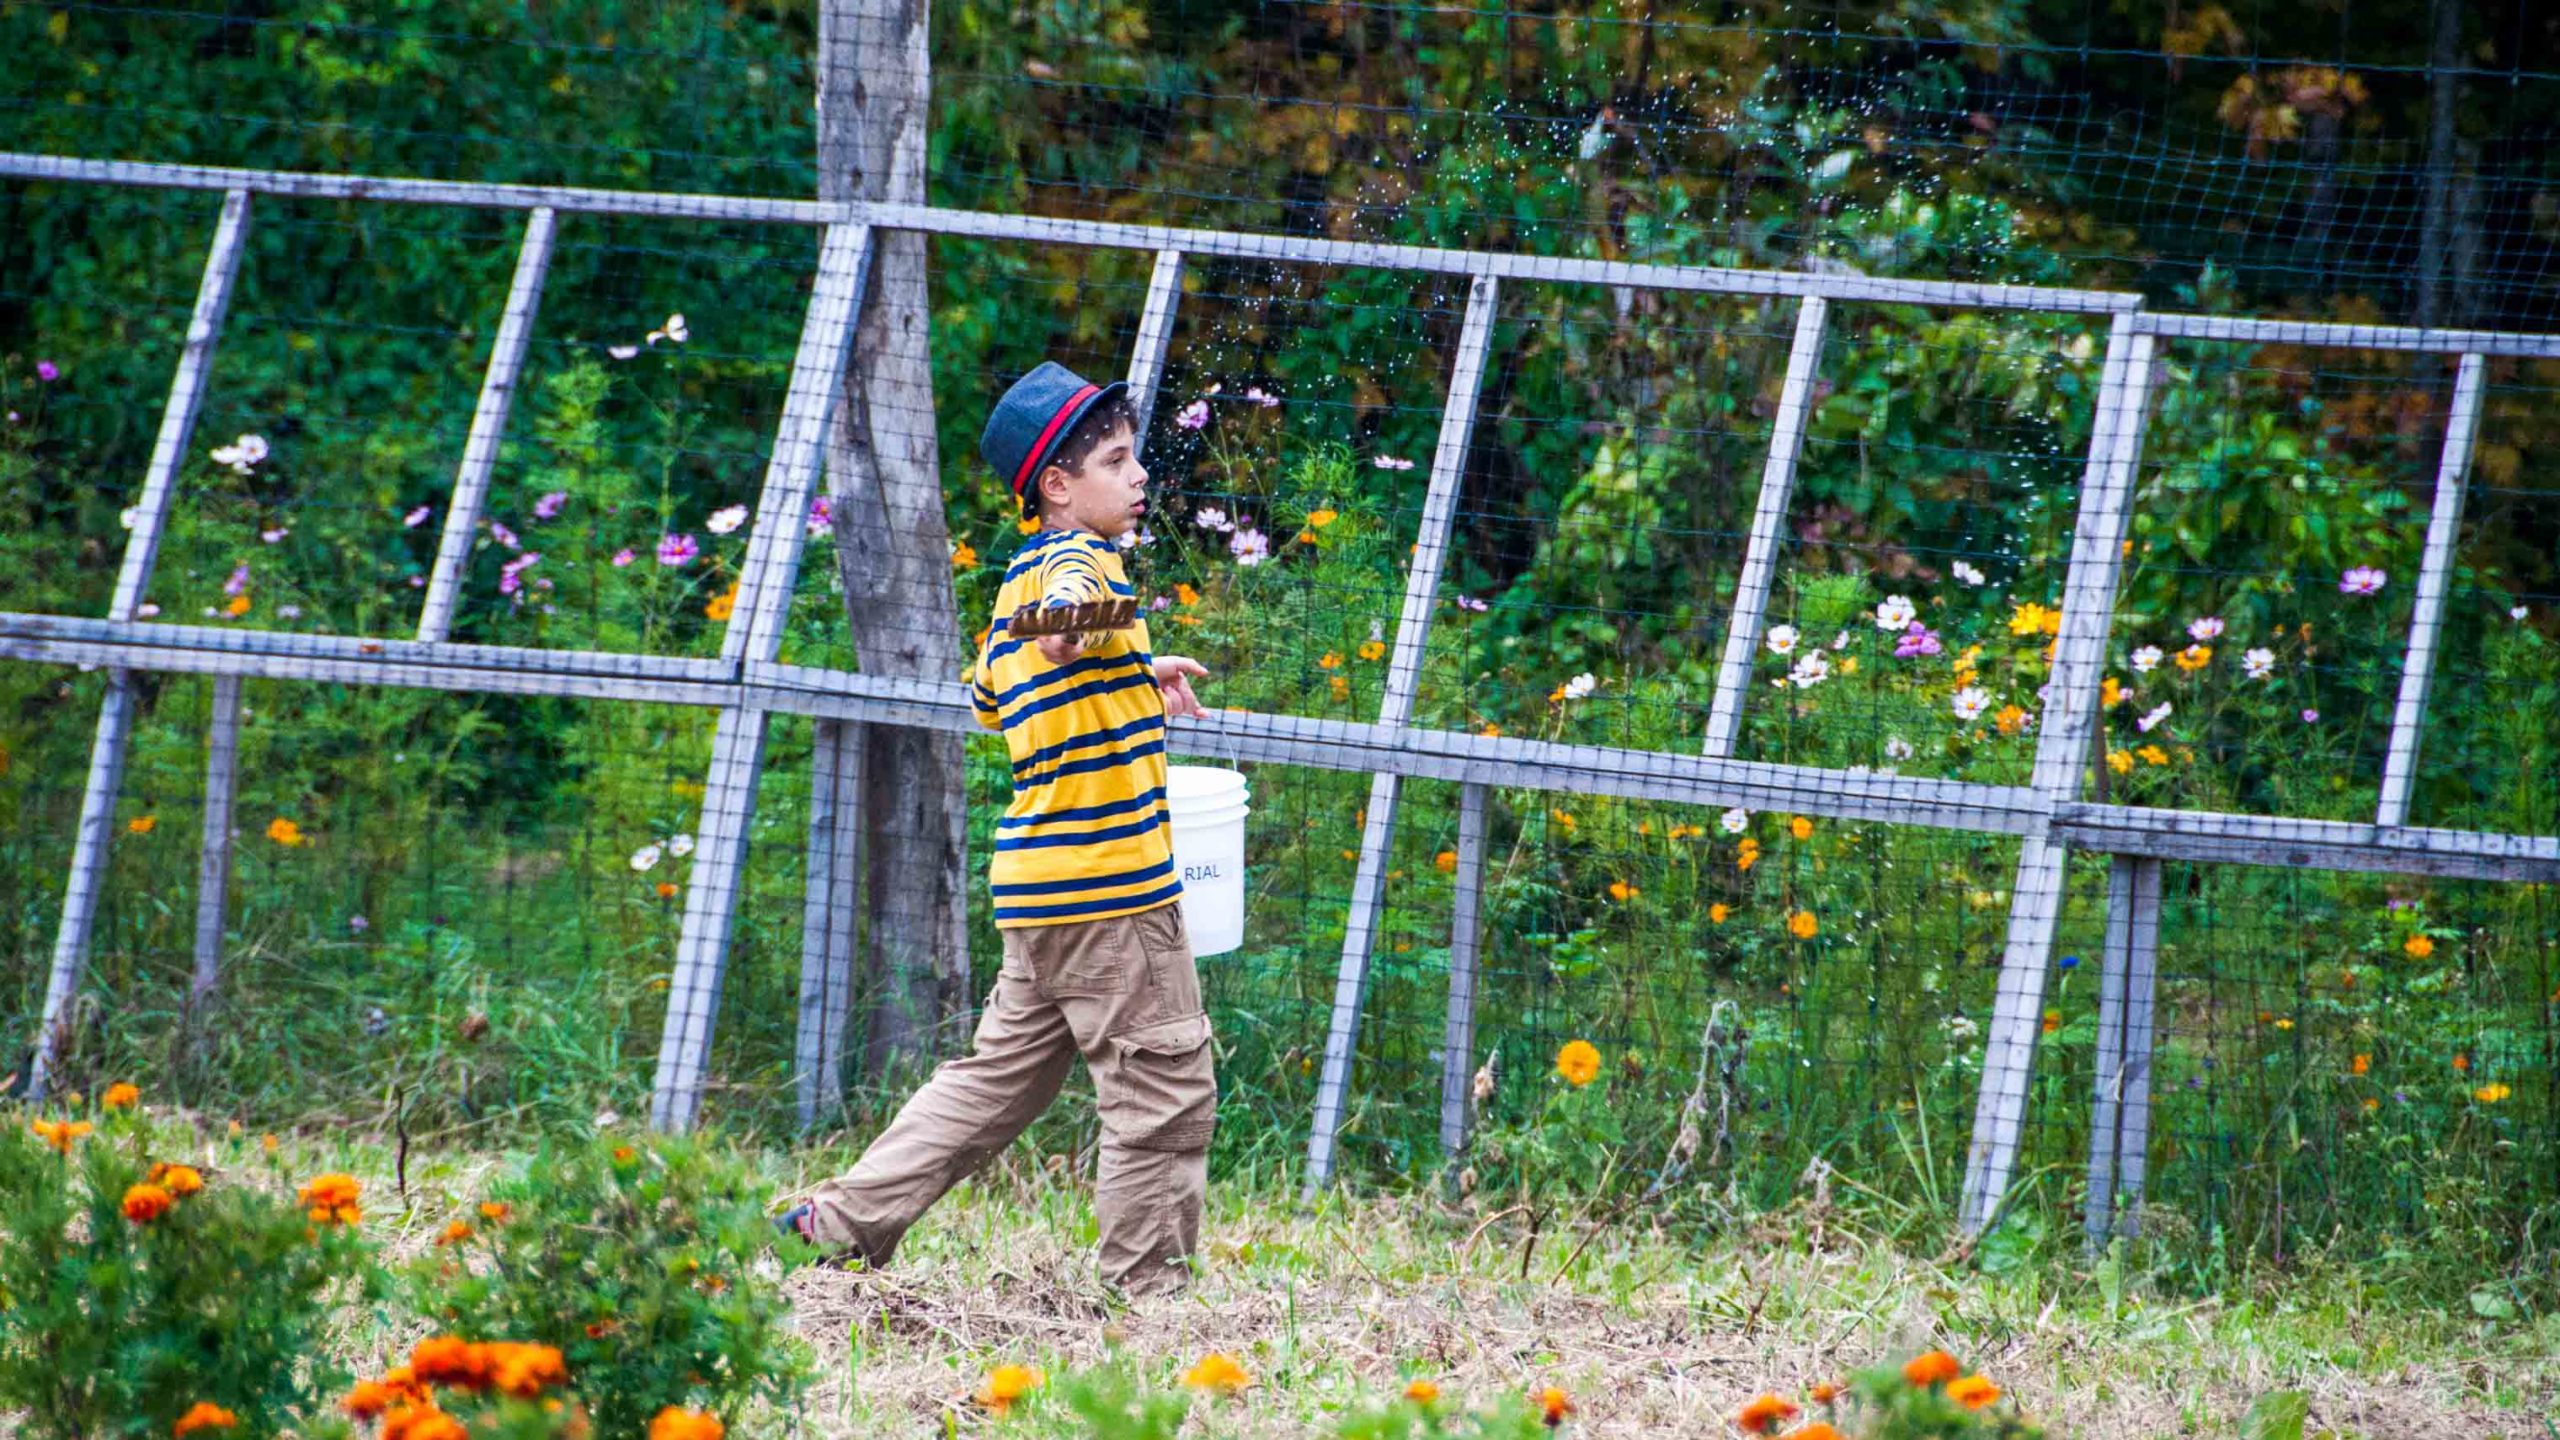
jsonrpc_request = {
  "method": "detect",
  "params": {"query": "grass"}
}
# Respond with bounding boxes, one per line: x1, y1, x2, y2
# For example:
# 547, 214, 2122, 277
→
102, 1113, 2560, 1440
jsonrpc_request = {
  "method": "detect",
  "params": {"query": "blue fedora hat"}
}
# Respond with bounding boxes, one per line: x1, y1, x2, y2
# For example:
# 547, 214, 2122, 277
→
980, 361, 1129, 507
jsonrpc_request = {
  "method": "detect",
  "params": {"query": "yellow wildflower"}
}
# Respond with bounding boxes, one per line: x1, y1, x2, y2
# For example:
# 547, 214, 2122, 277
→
267, 817, 304, 846
1554, 1040, 1602, 1087
1788, 910, 1818, 939
1182, 1353, 1252, 1396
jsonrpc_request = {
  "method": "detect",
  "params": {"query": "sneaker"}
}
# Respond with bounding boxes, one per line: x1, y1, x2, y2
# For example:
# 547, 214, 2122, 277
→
773, 1203, 816, 1248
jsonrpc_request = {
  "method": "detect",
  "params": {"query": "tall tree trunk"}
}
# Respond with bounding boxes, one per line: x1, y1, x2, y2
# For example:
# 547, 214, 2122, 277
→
2415, 0, 2462, 331
817, 0, 972, 1079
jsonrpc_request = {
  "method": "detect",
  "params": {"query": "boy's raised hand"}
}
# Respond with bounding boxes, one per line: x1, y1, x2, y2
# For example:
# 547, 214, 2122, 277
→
1154, 655, 1209, 718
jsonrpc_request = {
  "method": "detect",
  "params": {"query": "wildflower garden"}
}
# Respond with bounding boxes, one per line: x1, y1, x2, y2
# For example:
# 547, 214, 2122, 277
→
4, 2, 2560, 1436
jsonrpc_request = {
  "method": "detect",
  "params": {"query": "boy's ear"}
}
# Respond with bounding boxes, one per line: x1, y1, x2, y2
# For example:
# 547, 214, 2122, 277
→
1036, 463, 1074, 512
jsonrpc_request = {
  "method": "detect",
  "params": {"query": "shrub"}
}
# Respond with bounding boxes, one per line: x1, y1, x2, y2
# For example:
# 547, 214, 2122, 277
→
0, 1095, 381, 1438
405, 1134, 801, 1437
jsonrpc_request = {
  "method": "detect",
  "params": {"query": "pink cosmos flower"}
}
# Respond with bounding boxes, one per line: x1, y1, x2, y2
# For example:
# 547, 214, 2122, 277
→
805, 495, 834, 536
533, 490, 568, 521
1894, 622, 1943, 658
656, 533, 699, 567
36, 360, 59, 382
611, 548, 636, 567
2301, 708, 2321, 723
223, 564, 249, 597
404, 505, 432, 528
488, 520, 520, 551
1174, 399, 1211, 430
2339, 566, 2387, 596
1229, 527, 1271, 566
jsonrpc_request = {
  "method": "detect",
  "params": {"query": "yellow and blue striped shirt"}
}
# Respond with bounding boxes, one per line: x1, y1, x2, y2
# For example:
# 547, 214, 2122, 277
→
972, 528, 1177, 929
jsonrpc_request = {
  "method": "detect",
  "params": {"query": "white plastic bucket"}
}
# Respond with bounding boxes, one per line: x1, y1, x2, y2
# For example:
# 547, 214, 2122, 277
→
1166, 765, 1250, 957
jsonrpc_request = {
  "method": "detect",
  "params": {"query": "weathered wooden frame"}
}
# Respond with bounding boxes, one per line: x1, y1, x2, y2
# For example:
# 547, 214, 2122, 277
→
6, 151, 2553, 1231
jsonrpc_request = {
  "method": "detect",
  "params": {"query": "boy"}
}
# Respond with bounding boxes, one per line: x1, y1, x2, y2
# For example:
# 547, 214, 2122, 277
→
780, 361, 1217, 1298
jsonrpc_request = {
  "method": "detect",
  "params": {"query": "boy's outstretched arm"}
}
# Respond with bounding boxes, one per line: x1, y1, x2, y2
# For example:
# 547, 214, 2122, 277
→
1154, 655, 1208, 718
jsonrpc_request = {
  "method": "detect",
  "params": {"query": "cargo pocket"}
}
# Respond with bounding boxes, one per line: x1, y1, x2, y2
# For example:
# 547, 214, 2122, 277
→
1104, 1012, 1217, 1152
1134, 905, 1205, 1024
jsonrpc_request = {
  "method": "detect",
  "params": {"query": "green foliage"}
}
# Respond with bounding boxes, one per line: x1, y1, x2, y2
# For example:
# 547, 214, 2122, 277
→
404, 1134, 805, 1438
0, 1102, 380, 1439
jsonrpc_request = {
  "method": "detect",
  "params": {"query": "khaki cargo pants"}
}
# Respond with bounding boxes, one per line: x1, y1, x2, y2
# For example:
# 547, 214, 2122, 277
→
805, 903, 1217, 1295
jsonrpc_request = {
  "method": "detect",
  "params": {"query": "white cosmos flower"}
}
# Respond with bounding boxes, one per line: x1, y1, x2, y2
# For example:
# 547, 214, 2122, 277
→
1885, 735, 1915, 760
2242, 647, 2275, 680
706, 505, 749, 535
647, 313, 689, 346
1193, 505, 1230, 532
209, 433, 268, 473
1876, 595, 1917, 630
607, 344, 639, 361
2512, 605, 2530, 621
2187, 616, 2225, 641
2130, 645, 2163, 673
1559, 672, 1597, 701
1765, 624, 1800, 656
1720, 807, 1749, 834
119, 505, 139, 530
630, 843, 663, 872
1951, 686, 1992, 721
2137, 702, 2173, 733
1951, 560, 1986, 587
1789, 652, 1832, 687
667, 834, 694, 857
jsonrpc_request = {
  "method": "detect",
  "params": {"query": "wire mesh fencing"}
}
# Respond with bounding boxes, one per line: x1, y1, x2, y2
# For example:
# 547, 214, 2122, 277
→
1, 3, 2557, 1287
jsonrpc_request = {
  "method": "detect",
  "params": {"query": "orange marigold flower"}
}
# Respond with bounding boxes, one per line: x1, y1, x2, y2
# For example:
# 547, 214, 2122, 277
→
1608, 880, 1639, 903
484, 1341, 568, 1398
1735, 1394, 1800, 1433
1789, 816, 1813, 841
382, 1408, 469, 1440
124, 1183, 175, 1223
102, 1082, 141, 1109
129, 814, 158, 834
2403, 934, 2435, 959
2173, 643, 2211, 672
656, 881, 679, 899
267, 817, 303, 846
298, 1173, 362, 1226
1709, 903, 1731, 924
2475, 1083, 2513, 1104
613, 1145, 637, 1163
2042, 1010, 2061, 1034
1181, 1352, 1252, 1395
2452, 1053, 2471, 1073
157, 1164, 205, 1196
2007, 602, 2060, 637
1807, 1381, 1841, 1405
223, 594, 251, 618
648, 1409, 725, 1440
1554, 1039, 1602, 1087
1946, 1375, 2000, 1409
1404, 1379, 1441, 1404
1535, 1386, 1574, 1427
1175, 582, 1200, 607
2351, 1053, 2370, 1076
1788, 910, 1818, 940
1358, 639, 1387, 662
1318, 651, 1342, 669
1434, 850, 1457, 874
344, 1381, 404, 1419
479, 1201, 511, 1222
409, 1335, 490, 1389
975, 1364, 1045, 1415
950, 542, 978, 570
436, 1220, 472, 1247
31, 1119, 94, 1154
1796, 1425, 1846, 1440
171, 1402, 237, 1435
1902, 1350, 1962, 1387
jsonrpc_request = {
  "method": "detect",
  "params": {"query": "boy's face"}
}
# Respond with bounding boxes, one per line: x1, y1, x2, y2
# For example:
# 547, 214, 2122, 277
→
1035, 420, 1148, 538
